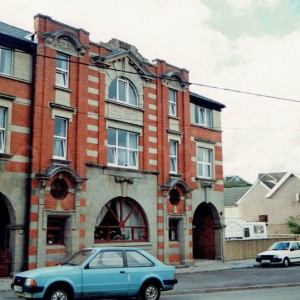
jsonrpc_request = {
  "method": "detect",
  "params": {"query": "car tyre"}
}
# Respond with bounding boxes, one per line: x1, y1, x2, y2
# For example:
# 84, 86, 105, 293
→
140, 281, 161, 300
282, 258, 290, 267
45, 284, 73, 300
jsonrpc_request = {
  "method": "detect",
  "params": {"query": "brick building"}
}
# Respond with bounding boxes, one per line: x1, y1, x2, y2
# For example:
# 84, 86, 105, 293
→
0, 15, 225, 275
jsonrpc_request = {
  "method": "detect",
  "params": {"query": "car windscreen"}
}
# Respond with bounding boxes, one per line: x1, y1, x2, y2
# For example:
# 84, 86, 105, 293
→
61, 249, 97, 266
268, 242, 290, 251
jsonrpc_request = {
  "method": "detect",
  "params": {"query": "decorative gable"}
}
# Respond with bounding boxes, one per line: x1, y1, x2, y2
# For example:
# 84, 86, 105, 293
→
161, 71, 189, 91
92, 38, 154, 82
43, 30, 89, 56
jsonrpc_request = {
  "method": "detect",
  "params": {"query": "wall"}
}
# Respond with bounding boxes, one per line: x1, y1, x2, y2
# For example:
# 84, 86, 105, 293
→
224, 236, 299, 261
267, 175, 300, 234
239, 182, 268, 221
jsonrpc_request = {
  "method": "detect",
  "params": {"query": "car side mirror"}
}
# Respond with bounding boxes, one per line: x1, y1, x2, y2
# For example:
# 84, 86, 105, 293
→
290, 248, 295, 251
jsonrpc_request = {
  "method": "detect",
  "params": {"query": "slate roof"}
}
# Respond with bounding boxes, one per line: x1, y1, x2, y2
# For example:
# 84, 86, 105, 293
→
190, 92, 225, 111
0, 21, 32, 42
224, 186, 251, 206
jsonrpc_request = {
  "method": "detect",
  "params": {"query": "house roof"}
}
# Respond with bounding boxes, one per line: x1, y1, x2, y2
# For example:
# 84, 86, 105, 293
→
224, 186, 251, 206
266, 172, 300, 198
190, 92, 225, 111
224, 175, 251, 185
258, 172, 287, 182
235, 179, 271, 205
0, 21, 32, 42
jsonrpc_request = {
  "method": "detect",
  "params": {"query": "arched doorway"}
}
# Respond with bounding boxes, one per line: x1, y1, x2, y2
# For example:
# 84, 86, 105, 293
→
0, 198, 10, 251
193, 202, 220, 260
0, 195, 12, 277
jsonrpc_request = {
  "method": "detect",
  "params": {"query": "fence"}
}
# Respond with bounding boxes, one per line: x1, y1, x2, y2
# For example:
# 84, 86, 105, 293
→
224, 236, 300, 261
0, 251, 11, 277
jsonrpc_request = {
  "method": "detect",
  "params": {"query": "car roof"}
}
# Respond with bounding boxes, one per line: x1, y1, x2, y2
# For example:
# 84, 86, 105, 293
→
82, 247, 146, 251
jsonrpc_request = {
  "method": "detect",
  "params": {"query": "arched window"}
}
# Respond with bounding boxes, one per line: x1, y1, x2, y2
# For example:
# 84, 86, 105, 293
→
94, 197, 148, 242
108, 77, 138, 106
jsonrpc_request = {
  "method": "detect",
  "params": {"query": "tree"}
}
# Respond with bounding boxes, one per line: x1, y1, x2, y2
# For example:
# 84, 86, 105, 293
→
286, 217, 300, 234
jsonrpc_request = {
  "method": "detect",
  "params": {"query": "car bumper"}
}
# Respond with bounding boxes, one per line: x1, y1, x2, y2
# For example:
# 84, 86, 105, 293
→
256, 258, 282, 264
11, 283, 44, 298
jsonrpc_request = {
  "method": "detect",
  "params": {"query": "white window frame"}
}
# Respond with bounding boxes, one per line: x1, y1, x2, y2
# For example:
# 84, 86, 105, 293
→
56, 53, 69, 88
197, 147, 213, 179
169, 140, 178, 174
169, 89, 177, 116
0, 47, 13, 76
108, 77, 138, 106
108, 128, 138, 169
0, 107, 7, 153
53, 117, 68, 160
195, 106, 212, 127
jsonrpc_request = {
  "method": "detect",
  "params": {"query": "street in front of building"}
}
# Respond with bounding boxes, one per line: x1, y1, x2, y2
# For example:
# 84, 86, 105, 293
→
2, 263, 300, 300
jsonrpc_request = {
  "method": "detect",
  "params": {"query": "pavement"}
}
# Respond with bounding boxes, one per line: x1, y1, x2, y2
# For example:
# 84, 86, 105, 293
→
0, 258, 257, 292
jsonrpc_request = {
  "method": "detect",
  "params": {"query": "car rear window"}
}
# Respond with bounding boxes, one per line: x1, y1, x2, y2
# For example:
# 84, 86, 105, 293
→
125, 250, 154, 267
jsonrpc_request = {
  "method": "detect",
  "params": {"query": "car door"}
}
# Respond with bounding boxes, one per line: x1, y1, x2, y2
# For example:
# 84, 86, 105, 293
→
124, 250, 155, 296
82, 250, 129, 298
289, 242, 300, 263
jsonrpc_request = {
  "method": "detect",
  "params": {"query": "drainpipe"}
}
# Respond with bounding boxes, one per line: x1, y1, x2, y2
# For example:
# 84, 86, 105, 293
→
24, 39, 37, 271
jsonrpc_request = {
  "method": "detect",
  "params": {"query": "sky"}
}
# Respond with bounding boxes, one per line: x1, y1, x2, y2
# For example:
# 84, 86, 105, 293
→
2, 0, 300, 183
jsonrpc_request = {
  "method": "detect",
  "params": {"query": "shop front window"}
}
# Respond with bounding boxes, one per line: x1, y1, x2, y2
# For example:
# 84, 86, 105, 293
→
94, 197, 148, 243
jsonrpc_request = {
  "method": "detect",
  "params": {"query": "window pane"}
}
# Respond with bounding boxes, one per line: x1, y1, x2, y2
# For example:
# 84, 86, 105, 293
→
108, 147, 115, 164
54, 139, 65, 157
0, 108, 6, 129
126, 250, 153, 267
0, 49, 12, 75
204, 165, 211, 177
108, 128, 116, 145
129, 132, 137, 149
99, 251, 124, 268
197, 148, 203, 161
169, 89, 176, 103
129, 84, 137, 106
95, 198, 147, 243
108, 78, 117, 100
129, 150, 137, 166
118, 80, 126, 102
0, 131, 4, 152
56, 54, 68, 70
118, 130, 127, 147
56, 54, 68, 87
206, 109, 212, 126
170, 141, 177, 155
55, 118, 66, 137
200, 108, 205, 124
118, 148, 127, 166
203, 149, 210, 162
170, 158, 176, 172
56, 72, 67, 87
195, 107, 199, 124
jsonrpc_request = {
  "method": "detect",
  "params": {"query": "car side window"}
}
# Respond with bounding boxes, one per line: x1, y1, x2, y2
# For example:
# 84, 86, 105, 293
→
89, 251, 124, 268
291, 242, 300, 251
125, 250, 154, 267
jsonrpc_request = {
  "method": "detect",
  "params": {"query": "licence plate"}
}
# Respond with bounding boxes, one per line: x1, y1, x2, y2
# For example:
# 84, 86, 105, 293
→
262, 260, 270, 263
14, 285, 23, 292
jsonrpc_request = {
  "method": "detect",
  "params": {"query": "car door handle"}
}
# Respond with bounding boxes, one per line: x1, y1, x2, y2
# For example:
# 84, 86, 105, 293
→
120, 271, 125, 274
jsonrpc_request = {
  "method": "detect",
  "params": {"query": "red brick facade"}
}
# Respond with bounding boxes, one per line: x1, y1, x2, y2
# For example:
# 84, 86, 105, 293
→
0, 15, 225, 274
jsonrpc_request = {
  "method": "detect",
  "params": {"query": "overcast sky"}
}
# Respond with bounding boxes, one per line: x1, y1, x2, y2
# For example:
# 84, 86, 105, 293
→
2, 0, 300, 183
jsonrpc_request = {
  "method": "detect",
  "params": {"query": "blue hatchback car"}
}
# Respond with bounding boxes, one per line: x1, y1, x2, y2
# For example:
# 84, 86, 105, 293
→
11, 247, 177, 300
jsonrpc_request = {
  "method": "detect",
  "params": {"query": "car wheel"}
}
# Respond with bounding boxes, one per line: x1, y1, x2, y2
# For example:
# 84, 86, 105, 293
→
140, 281, 161, 300
45, 284, 73, 300
282, 258, 290, 267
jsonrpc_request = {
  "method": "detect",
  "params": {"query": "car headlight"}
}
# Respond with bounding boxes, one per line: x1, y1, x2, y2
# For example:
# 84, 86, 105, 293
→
273, 255, 280, 259
256, 255, 261, 258
24, 278, 37, 287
